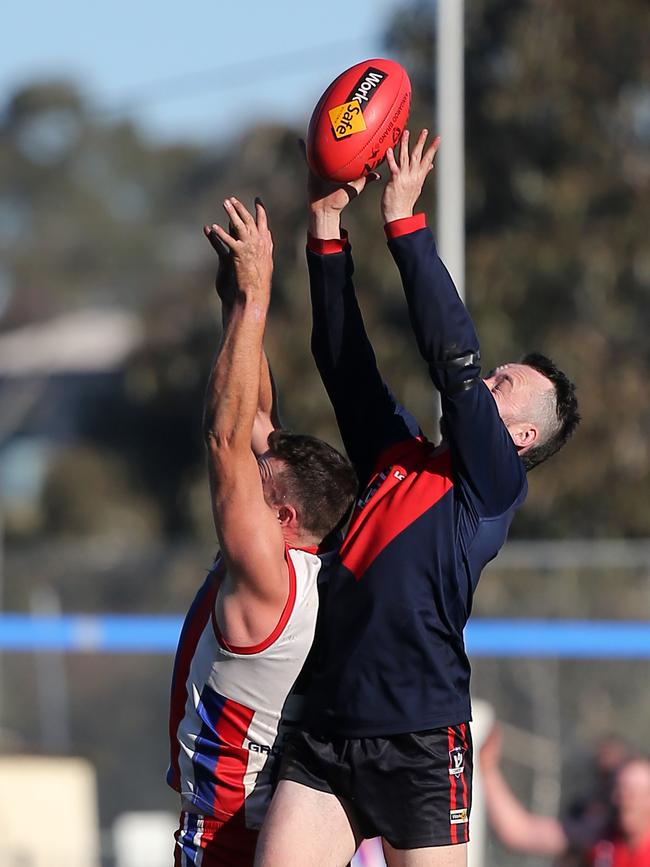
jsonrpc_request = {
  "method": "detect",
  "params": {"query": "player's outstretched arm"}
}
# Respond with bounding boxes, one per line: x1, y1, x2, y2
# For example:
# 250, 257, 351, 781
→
306, 153, 420, 483
203, 199, 287, 607
384, 130, 525, 513
204, 222, 280, 455
382, 128, 478, 395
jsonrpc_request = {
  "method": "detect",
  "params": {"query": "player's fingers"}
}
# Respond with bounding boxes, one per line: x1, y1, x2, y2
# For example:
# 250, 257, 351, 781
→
254, 197, 268, 231
204, 224, 230, 257
223, 199, 249, 239
347, 177, 366, 195
211, 222, 238, 251
223, 197, 244, 229
227, 197, 256, 231
385, 147, 399, 176
412, 128, 429, 162
203, 224, 215, 246
423, 134, 441, 166
348, 171, 378, 196
398, 129, 410, 167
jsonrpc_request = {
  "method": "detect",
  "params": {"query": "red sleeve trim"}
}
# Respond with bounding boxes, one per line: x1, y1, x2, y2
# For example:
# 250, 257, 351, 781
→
384, 212, 427, 240
306, 229, 349, 255
212, 547, 297, 655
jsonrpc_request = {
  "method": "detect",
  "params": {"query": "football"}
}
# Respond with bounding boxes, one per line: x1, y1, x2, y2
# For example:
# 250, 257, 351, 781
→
306, 58, 411, 183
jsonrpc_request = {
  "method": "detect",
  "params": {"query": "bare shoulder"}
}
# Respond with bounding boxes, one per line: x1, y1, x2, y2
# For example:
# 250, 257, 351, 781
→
215, 550, 291, 648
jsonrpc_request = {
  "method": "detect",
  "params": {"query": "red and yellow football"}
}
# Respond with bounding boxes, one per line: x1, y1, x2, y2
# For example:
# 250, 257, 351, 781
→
306, 58, 411, 183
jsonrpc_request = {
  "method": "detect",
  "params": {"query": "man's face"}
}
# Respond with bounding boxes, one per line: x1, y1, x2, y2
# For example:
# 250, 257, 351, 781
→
483, 363, 554, 452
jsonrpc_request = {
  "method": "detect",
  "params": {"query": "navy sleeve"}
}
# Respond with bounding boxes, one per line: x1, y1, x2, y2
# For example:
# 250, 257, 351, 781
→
386, 223, 526, 517
308, 240, 420, 486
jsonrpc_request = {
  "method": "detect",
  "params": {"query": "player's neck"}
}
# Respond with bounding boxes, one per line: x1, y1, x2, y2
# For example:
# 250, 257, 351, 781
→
283, 528, 320, 552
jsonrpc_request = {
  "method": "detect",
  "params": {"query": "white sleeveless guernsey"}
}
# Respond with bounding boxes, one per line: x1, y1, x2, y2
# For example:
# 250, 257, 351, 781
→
167, 547, 322, 830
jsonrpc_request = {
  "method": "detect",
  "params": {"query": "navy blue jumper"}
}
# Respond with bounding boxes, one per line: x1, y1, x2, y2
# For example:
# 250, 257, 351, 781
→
304, 214, 527, 737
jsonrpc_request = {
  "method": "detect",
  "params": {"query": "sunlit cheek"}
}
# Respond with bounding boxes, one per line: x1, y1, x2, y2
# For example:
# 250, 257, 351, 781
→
496, 399, 517, 427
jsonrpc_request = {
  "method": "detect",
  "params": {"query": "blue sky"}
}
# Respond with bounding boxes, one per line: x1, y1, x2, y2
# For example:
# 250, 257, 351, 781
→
3, 0, 406, 143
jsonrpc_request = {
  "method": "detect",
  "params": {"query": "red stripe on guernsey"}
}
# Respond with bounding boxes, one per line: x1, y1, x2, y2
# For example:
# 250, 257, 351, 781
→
211, 698, 256, 818
369, 436, 428, 479
448, 726, 458, 845
212, 546, 298, 654
340, 441, 453, 580
168, 561, 225, 792
459, 723, 469, 842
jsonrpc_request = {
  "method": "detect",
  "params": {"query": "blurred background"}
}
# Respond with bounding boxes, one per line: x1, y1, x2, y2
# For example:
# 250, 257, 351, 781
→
0, 0, 649, 865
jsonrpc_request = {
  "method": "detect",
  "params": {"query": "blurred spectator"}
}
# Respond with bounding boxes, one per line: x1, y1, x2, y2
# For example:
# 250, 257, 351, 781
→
562, 737, 630, 863
589, 758, 650, 866
479, 726, 628, 865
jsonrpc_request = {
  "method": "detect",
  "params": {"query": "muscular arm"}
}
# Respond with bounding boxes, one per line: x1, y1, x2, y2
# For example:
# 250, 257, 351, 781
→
203, 199, 287, 612
205, 225, 280, 455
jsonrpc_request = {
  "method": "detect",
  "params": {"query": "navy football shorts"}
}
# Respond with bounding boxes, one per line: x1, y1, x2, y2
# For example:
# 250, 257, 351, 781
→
279, 723, 472, 849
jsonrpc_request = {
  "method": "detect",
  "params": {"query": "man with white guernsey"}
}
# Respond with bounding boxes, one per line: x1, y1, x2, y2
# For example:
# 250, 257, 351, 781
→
167, 197, 357, 867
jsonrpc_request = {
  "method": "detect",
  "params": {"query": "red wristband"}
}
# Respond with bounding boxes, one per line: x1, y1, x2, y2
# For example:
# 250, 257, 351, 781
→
384, 213, 427, 240
306, 229, 349, 255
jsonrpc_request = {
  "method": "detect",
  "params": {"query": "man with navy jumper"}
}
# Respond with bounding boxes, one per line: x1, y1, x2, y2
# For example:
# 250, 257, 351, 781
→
256, 130, 580, 867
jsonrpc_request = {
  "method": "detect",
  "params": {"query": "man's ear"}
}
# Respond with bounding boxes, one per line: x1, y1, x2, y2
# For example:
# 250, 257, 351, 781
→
509, 421, 539, 453
277, 505, 298, 528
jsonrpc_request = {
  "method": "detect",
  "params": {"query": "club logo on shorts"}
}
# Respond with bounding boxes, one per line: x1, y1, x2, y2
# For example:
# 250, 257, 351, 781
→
448, 745, 465, 777
450, 808, 468, 825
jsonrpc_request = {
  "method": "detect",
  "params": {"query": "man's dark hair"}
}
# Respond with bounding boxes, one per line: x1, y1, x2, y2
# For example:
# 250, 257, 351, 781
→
266, 430, 358, 541
520, 352, 580, 471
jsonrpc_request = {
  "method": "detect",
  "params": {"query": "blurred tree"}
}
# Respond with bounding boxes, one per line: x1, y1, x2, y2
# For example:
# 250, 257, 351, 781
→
41, 444, 161, 539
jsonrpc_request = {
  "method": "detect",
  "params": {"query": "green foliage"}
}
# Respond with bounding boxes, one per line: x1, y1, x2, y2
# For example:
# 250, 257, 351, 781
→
41, 444, 161, 539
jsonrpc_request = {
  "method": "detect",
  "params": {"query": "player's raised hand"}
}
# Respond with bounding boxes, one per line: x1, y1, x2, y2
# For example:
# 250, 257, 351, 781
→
381, 129, 440, 224
301, 139, 380, 215
208, 198, 273, 306
204, 221, 238, 309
